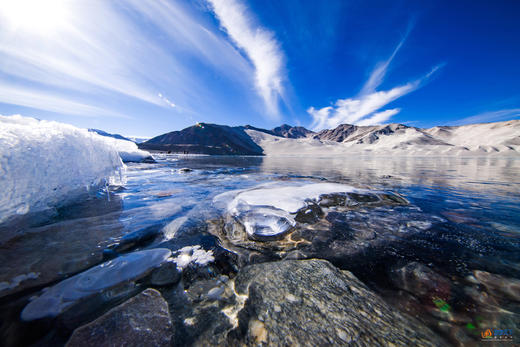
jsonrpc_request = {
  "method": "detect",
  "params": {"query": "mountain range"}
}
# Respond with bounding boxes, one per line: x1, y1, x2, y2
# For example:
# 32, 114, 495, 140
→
136, 120, 520, 156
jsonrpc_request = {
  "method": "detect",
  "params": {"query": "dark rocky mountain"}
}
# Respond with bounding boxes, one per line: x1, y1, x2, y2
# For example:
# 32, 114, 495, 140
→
315, 123, 410, 143
243, 124, 314, 138
271, 124, 314, 138
139, 123, 264, 155
88, 128, 133, 142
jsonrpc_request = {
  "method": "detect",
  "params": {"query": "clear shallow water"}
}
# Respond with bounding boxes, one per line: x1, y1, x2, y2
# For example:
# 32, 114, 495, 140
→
0, 155, 519, 346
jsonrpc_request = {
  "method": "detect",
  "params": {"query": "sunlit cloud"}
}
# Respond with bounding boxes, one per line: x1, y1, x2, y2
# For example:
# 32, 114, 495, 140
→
0, 0, 255, 120
207, 0, 286, 117
308, 32, 443, 131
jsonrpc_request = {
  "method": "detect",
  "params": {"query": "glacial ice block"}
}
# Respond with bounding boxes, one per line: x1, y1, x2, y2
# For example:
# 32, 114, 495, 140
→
0, 115, 151, 223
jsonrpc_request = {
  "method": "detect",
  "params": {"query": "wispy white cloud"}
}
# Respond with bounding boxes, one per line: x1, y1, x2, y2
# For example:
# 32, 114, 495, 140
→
308, 68, 439, 130
158, 93, 176, 108
448, 108, 520, 126
207, 0, 286, 117
355, 108, 401, 126
359, 30, 409, 95
308, 33, 442, 130
0, 83, 129, 118
122, 0, 252, 81
306, 106, 333, 130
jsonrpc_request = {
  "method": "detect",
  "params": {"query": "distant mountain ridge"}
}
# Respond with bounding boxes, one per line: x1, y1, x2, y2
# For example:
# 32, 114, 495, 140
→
138, 120, 520, 156
88, 128, 133, 142
313, 123, 449, 145
243, 124, 314, 139
249, 119, 520, 156
272, 124, 314, 138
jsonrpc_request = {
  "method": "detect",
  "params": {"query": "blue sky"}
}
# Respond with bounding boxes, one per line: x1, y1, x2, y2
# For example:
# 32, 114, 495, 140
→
0, 0, 519, 137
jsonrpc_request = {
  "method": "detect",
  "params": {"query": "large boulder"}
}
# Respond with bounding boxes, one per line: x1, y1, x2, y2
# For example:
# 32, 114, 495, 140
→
66, 288, 172, 347
196, 259, 444, 346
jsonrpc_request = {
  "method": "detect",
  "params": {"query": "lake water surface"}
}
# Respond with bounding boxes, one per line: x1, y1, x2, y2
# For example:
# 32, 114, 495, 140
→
1, 155, 519, 346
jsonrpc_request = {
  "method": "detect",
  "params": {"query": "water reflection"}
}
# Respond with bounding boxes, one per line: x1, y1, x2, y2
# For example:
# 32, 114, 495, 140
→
259, 156, 520, 196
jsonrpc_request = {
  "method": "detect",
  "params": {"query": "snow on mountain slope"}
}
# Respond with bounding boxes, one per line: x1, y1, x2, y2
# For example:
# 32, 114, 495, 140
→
423, 120, 520, 151
0, 115, 150, 223
246, 120, 520, 156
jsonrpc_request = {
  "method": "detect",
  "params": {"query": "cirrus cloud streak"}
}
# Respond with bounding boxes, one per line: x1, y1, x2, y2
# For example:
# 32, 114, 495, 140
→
207, 0, 286, 118
308, 33, 443, 130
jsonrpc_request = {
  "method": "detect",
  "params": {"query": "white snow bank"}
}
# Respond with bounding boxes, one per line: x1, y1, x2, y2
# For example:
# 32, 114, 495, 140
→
0, 115, 147, 223
97, 135, 152, 162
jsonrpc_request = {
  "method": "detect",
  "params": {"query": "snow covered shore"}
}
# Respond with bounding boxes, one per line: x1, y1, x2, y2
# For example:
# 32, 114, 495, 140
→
0, 115, 152, 223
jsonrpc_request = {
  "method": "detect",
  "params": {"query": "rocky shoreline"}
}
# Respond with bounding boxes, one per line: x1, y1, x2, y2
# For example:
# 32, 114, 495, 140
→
67, 259, 445, 346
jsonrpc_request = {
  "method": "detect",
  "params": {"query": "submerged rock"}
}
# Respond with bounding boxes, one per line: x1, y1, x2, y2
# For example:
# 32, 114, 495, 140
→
294, 203, 323, 224
198, 259, 443, 346
391, 262, 452, 301
210, 192, 435, 272
473, 270, 520, 302
21, 248, 171, 321
150, 261, 181, 286
66, 288, 172, 347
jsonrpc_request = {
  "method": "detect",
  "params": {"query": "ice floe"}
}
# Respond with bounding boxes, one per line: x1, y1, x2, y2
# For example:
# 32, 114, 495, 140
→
214, 182, 371, 240
21, 248, 171, 321
224, 183, 364, 214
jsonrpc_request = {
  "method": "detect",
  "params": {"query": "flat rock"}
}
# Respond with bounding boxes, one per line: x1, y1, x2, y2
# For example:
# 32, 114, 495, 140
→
200, 259, 444, 346
66, 288, 172, 347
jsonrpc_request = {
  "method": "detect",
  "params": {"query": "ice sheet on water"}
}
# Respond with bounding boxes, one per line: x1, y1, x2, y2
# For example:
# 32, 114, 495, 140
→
21, 248, 171, 321
0, 115, 151, 223
216, 182, 365, 214
214, 182, 370, 240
